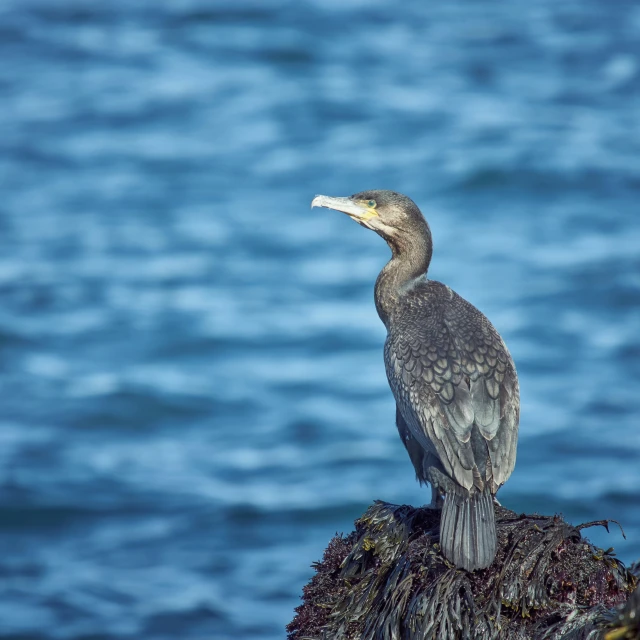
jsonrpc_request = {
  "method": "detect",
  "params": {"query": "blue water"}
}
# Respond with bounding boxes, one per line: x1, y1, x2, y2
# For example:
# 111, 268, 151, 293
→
1, 0, 640, 638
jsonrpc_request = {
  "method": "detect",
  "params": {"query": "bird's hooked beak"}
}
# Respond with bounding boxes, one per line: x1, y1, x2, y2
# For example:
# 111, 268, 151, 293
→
311, 195, 380, 224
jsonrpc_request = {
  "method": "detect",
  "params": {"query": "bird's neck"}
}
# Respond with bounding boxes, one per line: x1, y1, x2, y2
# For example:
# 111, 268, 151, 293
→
374, 233, 432, 328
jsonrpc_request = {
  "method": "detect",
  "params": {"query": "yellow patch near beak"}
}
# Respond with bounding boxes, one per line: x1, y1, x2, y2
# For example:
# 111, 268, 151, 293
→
355, 201, 379, 221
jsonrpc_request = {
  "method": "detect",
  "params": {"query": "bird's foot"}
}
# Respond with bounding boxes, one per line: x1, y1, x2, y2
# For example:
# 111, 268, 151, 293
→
426, 486, 444, 510
493, 496, 502, 507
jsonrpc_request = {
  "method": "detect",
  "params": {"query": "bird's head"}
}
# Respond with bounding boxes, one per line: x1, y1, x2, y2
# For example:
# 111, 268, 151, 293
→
311, 190, 431, 253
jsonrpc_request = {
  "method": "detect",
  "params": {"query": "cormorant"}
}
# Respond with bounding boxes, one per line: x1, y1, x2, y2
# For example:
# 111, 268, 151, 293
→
311, 190, 519, 571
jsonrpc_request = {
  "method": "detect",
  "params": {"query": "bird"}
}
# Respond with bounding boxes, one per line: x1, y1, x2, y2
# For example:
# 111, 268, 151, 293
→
311, 190, 519, 571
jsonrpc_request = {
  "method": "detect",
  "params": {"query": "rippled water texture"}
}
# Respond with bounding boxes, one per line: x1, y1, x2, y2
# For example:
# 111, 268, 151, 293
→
1, 1, 640, 638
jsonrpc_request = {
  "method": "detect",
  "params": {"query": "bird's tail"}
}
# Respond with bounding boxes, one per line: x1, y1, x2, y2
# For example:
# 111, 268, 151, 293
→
439, 486, 496, 571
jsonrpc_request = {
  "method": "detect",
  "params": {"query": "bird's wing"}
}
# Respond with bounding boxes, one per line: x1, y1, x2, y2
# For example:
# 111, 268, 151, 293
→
386, 286, 519, 493
386, 320, 479, 492
444, 297, 519, 490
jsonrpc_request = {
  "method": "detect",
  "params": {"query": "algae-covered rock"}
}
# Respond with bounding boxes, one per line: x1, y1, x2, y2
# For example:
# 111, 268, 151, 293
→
604, 578, 640, 640
288, 502, 638, 640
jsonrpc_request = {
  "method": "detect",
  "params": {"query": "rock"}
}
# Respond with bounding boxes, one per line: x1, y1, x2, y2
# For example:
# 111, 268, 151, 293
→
288, 501, 639, 640
604, 579, 640, 640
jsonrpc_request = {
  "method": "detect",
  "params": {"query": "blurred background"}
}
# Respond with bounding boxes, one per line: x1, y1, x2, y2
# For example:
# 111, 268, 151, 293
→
1, 0, 640, 638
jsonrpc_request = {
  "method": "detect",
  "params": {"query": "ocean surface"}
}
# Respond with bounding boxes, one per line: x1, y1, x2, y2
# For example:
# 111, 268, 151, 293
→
1, 1, 640, 638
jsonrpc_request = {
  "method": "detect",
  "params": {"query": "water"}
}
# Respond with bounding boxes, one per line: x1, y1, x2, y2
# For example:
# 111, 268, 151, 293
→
1, 1, 640, 638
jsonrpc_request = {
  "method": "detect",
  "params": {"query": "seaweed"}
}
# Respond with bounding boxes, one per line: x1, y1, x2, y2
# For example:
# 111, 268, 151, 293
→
288, 502, 638, 640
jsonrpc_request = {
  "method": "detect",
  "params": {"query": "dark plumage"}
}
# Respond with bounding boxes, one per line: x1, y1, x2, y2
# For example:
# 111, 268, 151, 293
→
311, 190, 520, 571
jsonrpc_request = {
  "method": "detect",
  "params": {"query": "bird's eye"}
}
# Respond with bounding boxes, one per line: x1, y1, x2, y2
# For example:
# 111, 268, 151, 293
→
367, 200, 377, 208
